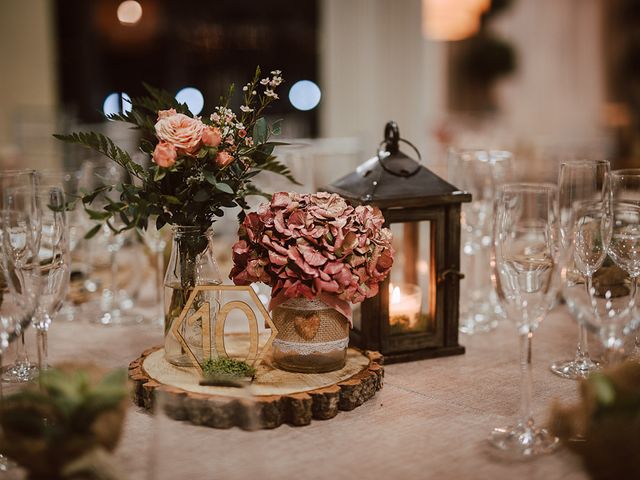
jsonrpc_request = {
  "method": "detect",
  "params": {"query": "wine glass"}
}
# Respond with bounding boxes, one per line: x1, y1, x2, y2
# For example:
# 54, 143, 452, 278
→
607, 169, 640, 356
0, 170, 41, 383
451, 149, 513, 334
140, 216, 168, 326
39, 169, 92, 320
0, 170, 41, 470
550, 159, 609, 379
561, 200, 636, 363
33, 185, 70, 370
489, 183, 560, 458
80, 162, 142, 325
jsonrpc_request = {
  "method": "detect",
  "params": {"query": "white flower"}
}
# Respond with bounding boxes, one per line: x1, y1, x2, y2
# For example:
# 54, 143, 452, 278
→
240, 105, 254, 113
252, 90, 256, 95
211, 113, 220, 122
260, 78, 269, 85
236, 122, 245, 130
264, 89, 279, 99
243, 86, 248, 91
271, 70, 282, 75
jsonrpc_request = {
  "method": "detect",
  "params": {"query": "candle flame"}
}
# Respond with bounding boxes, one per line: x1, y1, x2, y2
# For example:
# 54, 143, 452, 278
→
391, 285, 401, 304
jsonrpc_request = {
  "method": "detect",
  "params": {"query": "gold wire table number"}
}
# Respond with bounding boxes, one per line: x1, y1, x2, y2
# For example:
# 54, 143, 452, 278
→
169, 285, 279, 373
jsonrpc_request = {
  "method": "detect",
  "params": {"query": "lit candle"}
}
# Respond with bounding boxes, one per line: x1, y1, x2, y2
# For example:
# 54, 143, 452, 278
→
389, 283, 422, 329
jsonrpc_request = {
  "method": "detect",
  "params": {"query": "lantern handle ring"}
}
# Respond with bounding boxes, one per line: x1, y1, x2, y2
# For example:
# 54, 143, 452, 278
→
377, 122, 422, 178
378, 138, 422, 177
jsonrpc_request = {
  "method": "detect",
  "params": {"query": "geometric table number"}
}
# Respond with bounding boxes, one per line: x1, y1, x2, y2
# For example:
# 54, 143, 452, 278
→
169, 285, 279, 374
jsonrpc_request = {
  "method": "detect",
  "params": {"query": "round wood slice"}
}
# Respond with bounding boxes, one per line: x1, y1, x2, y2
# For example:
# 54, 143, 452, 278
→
128, 341, 384, 430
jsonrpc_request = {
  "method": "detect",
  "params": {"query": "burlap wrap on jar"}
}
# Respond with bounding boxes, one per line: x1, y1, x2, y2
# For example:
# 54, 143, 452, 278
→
271, 297, 349, 373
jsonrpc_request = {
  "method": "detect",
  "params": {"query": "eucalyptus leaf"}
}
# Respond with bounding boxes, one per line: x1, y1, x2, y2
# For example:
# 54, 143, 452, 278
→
215, 183, 234, 194
85, 224, 102, 239
253, 117, 268, 144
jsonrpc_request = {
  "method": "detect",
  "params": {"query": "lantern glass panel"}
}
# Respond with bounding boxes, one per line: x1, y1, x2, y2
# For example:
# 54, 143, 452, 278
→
388, 221, 432, 334
352, 300, 362, 331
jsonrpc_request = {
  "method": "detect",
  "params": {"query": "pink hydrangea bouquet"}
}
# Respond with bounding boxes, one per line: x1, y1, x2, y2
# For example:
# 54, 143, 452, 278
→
230, 192, 394, 320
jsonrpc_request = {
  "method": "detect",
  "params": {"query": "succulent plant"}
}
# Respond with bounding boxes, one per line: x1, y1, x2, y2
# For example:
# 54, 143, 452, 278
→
0, 364, 128, 479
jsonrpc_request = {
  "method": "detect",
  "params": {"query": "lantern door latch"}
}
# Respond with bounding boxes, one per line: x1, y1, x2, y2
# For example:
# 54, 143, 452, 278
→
438, 268, 464, 284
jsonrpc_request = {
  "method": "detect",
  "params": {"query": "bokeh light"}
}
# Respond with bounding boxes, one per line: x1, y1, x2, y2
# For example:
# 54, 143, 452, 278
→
175, 87, 204, 115
117, 1, 143, 25
103, 92, 132, 118
288, 80, 321, 111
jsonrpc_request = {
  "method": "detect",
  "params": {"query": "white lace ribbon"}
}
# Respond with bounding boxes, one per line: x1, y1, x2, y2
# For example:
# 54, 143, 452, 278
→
272, 337, 349, 355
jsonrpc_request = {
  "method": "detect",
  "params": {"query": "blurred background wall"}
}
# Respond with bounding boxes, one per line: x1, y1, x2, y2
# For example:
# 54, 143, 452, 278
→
0, 0, 60, 169
0, 0, 636, 182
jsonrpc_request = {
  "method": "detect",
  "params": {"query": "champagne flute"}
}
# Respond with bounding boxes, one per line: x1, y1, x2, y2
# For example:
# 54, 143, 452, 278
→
0, 170, 41, 383
31, 185, 71, 370
140, 216, 168, 326
550, 159, 609, 379
607, 169, 640, 356
80, 162, 142, 325
561, 200, 635, 363
451, 149, 513, 334
0, 170, 41, 471
490, 183, 560, 458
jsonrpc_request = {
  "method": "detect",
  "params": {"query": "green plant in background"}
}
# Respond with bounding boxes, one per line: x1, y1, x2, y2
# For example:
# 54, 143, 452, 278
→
550, 361, 640, 480
202, 357, 256, 379
0, 366, 128, 480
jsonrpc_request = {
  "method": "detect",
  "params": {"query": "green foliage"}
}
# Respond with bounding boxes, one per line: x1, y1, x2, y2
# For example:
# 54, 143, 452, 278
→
1, 367, 127, 440
202, 357, 256, 378
54, 68, 298, 236
589, 371, 640, 418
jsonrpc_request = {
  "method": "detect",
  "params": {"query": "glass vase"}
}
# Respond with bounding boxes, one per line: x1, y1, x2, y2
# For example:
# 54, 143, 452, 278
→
164, 226, 221, 366
271, 297, 349, 373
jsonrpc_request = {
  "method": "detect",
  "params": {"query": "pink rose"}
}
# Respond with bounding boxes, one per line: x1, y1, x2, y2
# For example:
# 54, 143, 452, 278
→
215, 151, 234, 168
154, 112, 205, 155
157, 108, 177, 120
202, 126, 222, 147
152, 141, 177, 168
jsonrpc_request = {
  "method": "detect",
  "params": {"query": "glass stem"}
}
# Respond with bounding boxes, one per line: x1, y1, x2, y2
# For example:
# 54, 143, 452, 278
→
575, 274, 594, 366
15, 331, 29, 369
518, 329, 534, 430
36, 328, 48, 372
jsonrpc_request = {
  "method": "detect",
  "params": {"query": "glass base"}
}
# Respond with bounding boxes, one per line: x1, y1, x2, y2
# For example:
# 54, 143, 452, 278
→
90, 308, 144, 326
0, 454, 15, 471
550, 358, 600, 380
166, 352, 197, 367
1, 362, 38, 383
488, 425, 559, 459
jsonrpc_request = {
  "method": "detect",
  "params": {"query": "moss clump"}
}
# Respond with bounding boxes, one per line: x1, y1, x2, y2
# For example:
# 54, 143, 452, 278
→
202, 357, 256, 379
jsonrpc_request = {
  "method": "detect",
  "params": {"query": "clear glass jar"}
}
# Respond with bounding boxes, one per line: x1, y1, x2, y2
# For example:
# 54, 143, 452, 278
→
164, 226, 221, 366
271, 297, 349, 373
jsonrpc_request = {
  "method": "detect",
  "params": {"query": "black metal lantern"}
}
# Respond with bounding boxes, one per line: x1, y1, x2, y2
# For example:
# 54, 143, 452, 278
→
325, 121, 471, 363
